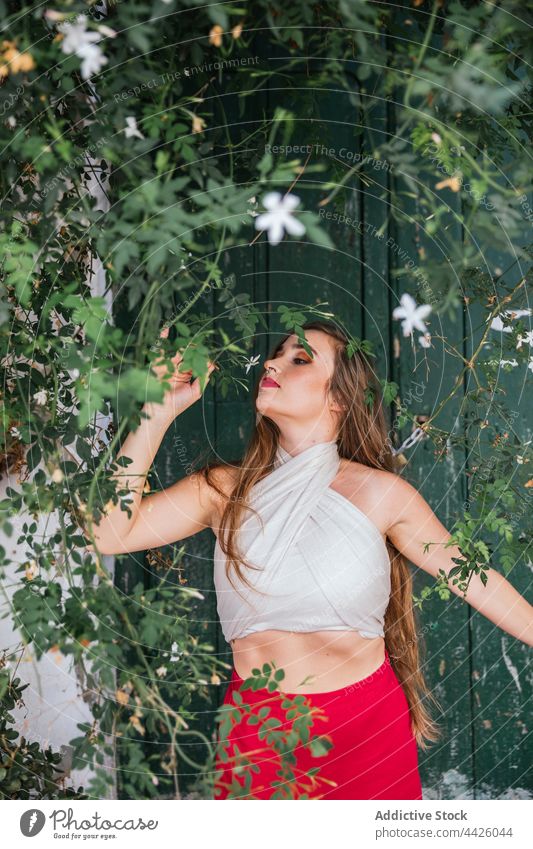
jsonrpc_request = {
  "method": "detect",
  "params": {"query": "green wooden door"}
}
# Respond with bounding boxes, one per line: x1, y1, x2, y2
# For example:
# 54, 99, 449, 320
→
115, 42, 532, 801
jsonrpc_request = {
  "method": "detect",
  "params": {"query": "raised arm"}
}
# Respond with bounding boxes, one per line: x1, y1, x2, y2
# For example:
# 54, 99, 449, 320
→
384, 474, 533, 647
85, 342, 217, 556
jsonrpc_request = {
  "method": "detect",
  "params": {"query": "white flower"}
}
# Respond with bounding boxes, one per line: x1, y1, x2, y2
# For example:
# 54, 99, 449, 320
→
155, 665, 167, 678
57, 16, 107, 80
254, 191, 306, 246
10, 426, 21, 439
51, 468, 64, 483
528, 357, 533, 374
490, 309, 532, 333
431, 133, 442, 145
499, 359, 518, 367
6, 115, 16, 128
516, 443, 531, 464
33, 389, 48, 405
392, 293, 432, 337
243, 354, 261, 374
77, 43, 107, 80
418, 332, 432, 349
58, 15, 101, 54
516, 330, 533, 349
170, 641, 181, 662
123, 116, 144, 139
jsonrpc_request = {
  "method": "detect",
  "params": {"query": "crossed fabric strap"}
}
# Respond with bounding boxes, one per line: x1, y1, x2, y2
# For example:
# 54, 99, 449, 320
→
236, 440, 341, 577
215, 439, 391, 641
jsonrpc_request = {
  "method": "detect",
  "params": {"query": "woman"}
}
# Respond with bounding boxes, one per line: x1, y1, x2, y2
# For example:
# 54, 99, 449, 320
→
91, 319, 533, 800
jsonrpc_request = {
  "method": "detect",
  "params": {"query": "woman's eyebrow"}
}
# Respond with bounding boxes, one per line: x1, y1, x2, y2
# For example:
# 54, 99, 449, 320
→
278, 342, 319, 357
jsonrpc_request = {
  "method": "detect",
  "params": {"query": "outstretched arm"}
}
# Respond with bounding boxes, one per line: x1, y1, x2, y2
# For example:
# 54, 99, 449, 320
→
384, 476, 533, 647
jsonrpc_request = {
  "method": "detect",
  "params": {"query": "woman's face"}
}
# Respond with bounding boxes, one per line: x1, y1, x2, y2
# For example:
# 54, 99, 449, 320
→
256, 330, 341, 427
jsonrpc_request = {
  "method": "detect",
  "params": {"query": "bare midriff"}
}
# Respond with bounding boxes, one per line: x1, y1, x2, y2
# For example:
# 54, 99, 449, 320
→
229, 629, 386, 694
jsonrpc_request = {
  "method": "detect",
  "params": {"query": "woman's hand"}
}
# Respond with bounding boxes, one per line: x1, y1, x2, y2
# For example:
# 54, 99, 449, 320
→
85, 327, 218, 557
145, 328, 217, 423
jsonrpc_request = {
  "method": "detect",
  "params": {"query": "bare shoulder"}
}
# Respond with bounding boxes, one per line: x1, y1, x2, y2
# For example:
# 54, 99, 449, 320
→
197, 463, 240, 531
338, 457, 400, 494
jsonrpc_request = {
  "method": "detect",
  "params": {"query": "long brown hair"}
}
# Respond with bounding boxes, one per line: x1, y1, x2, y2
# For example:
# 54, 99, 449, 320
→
200, 319, 442, 749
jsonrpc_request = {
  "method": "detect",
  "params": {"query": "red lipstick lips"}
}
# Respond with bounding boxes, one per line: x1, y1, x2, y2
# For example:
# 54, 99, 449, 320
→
261, 376, 280, 387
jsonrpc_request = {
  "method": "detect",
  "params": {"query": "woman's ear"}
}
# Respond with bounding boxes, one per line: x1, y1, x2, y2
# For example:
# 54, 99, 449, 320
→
327, 384, 347, 414
329, 396, 347, 413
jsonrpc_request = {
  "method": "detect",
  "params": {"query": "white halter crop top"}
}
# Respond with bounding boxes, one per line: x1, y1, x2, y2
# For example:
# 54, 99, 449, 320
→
213, 440, 391, 643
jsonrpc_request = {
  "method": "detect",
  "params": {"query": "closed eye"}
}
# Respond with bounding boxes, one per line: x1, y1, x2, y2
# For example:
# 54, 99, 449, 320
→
270, 351, 311, 365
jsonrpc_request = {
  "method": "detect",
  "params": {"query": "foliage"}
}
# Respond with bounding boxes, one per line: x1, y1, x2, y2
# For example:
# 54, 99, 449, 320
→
212, 662, 336, 800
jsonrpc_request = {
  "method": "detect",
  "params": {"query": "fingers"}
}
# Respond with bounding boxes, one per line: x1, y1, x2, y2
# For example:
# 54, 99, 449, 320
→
190, 361, 217, 395
153, 332, 219, 385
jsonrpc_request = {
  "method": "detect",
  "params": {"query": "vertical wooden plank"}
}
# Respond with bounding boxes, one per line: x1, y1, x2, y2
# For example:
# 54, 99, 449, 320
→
387, 108, 474, 797
265, 75, 364, 338
464, 239, 532, 798
362, 66, 392, 403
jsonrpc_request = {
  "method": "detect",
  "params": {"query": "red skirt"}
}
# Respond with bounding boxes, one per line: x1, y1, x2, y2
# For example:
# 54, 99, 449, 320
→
213, 648, 423, 800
